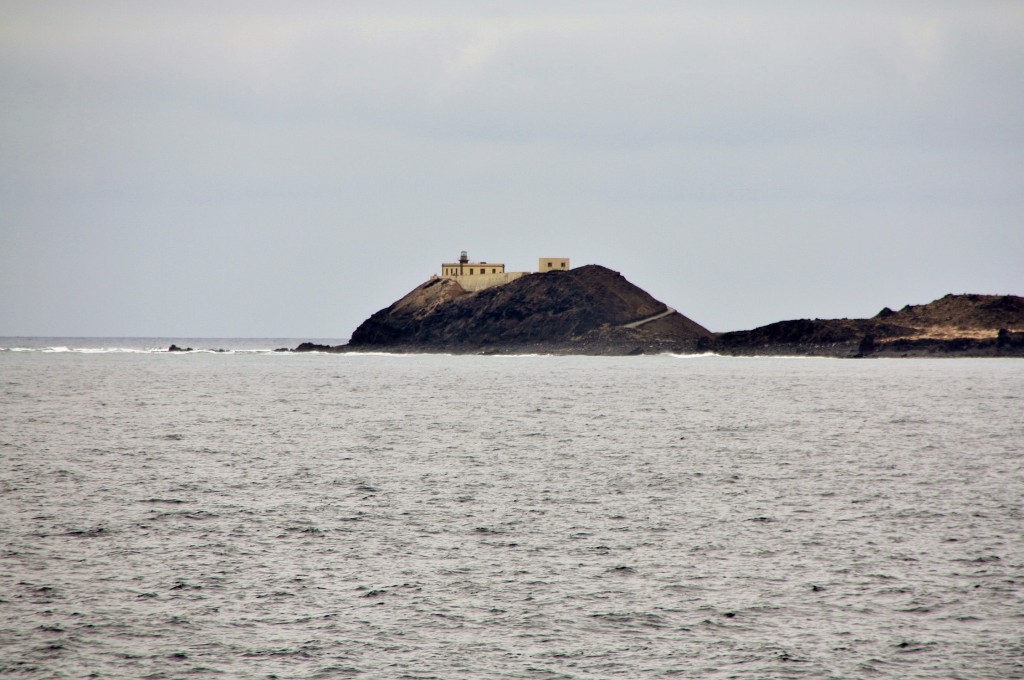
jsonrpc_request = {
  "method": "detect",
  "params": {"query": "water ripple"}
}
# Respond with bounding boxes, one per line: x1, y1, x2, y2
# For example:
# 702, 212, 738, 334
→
1, 353, 1022, 677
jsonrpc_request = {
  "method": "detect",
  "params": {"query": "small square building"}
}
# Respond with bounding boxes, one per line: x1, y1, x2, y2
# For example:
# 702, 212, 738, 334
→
539, 258, 570, 272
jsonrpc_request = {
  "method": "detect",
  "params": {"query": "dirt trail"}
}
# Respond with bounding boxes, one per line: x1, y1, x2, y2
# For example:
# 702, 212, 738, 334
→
623, 307, 676, 329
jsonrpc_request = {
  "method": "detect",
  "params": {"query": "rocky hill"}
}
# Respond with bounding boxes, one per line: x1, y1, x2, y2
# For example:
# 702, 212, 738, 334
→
289, 274, 1023, 357
311, 265, 712, 355
875, 294, 1024, 334
714, 294, 1024, 357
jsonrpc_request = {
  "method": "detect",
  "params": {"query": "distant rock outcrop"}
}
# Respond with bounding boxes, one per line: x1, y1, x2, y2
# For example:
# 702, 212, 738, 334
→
341, 265, 713, 354
292, 277, 1023, 357
872, 293, 1024, 332
713, 294, 1024, 357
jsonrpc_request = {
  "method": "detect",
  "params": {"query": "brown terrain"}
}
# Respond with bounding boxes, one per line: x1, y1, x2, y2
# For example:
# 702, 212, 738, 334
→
875, 294, 1024, 338
290, 268, 1024, 357
297, 265, 713, 355
715, 293, 1024, 357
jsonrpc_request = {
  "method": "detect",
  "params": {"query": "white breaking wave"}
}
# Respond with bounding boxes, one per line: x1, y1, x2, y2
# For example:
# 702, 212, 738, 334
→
0, 338, 342, 354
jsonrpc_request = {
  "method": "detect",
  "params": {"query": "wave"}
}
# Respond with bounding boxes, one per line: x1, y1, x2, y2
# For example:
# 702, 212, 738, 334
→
0, 338, 346, 354
666, 352, 835, 360
0, 346, 293, 354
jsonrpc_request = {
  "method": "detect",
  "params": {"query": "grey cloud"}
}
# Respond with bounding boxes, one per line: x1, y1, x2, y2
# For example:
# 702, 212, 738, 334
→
1, 2, 1022, 335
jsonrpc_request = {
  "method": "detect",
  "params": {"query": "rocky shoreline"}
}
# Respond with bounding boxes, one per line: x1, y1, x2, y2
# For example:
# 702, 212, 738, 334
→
710, 333, 1024, 359
282, 269, 1024, 358
287, 333, 1024, 358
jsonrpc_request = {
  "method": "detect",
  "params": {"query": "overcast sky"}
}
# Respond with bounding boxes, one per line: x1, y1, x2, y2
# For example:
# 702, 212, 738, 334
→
2, 1, 1022, 337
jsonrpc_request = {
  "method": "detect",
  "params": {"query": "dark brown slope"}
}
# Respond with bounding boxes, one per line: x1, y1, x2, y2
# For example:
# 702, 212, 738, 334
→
875, 294, 1024, 333
290, 281, 1023, 358
345, 265, 712, 354
714, 293, 1024, 357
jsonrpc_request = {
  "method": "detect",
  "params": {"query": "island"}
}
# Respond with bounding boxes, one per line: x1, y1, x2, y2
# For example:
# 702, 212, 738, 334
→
289, 252, 1024, 357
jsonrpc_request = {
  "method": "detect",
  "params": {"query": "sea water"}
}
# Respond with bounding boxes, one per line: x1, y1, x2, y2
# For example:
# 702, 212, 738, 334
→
1, 340, 1022, 678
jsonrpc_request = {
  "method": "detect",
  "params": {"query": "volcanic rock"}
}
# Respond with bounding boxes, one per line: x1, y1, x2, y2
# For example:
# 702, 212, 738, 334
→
345, 265, 712, 354
713, 293, 1024, 357
293, 277, 1023, 357
873, 293, 1024, 332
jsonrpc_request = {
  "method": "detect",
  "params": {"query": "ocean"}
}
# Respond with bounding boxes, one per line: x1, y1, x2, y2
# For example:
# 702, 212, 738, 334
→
2, 339, 1022, 678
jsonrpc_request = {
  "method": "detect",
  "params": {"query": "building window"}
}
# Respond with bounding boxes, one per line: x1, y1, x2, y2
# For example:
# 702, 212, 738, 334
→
561, 262, 566, 268
547, 262, 553, 268
470, 268, 474, 275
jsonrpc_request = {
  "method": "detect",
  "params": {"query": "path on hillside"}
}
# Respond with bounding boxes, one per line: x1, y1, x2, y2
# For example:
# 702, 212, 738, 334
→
622, 307, 676, 329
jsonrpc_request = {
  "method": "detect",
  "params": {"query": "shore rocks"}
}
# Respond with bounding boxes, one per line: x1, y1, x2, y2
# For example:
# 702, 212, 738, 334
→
342, 265, 713, 355
292, 278, 1024, 357
713, 294, 1024, 358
